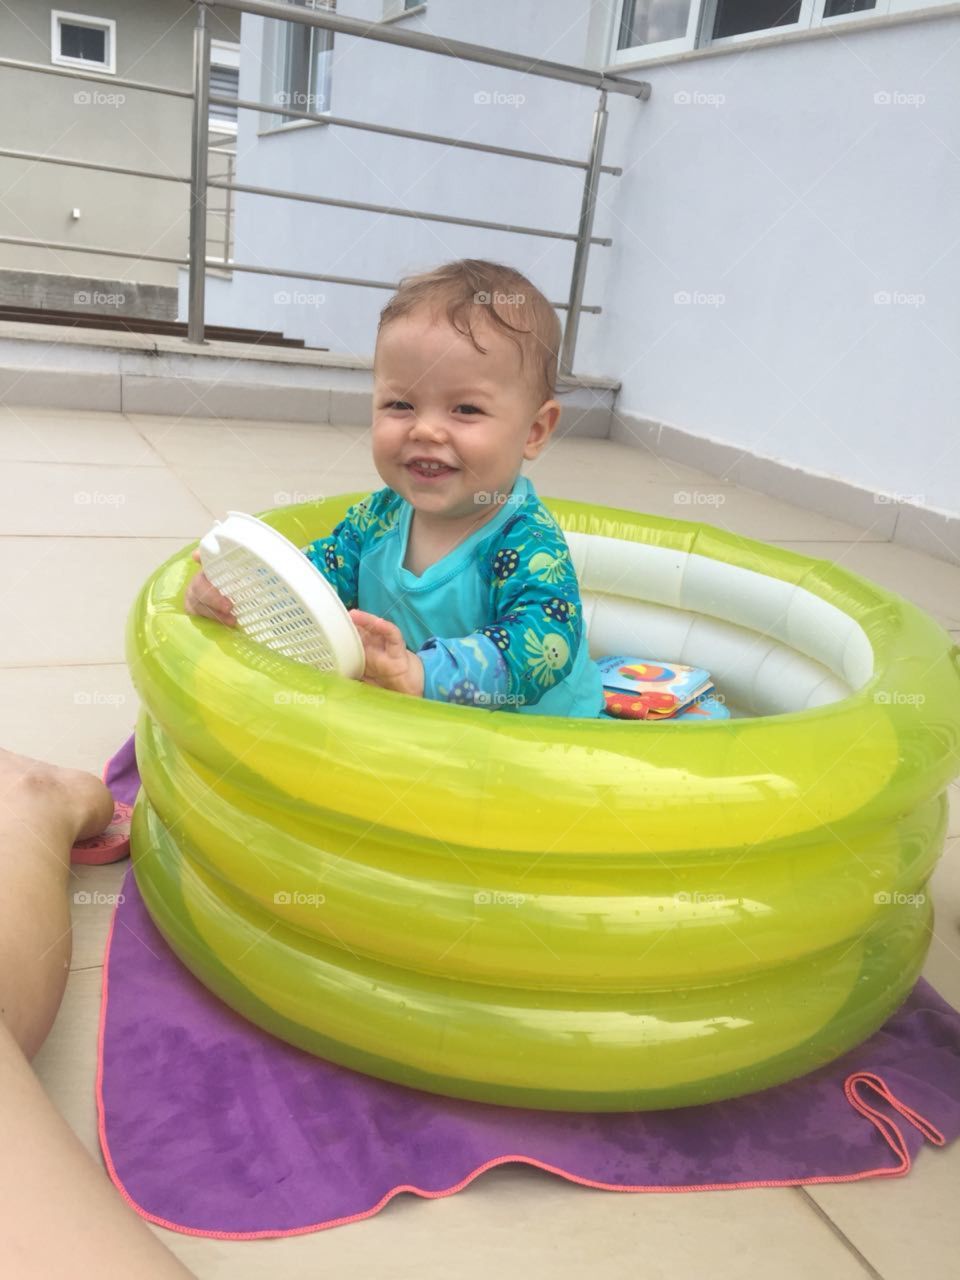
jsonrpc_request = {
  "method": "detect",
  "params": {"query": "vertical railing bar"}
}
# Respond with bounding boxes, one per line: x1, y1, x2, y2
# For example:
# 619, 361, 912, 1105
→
187, 2, 212, 343
559, 89, 609, 378
223, 151, 234, 264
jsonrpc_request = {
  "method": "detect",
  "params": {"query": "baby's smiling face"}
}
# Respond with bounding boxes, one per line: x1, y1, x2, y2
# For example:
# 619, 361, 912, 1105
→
371, 307, 560, 529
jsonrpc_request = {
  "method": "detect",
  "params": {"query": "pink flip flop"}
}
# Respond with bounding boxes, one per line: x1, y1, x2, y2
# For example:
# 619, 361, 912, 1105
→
71, 799, 133, 866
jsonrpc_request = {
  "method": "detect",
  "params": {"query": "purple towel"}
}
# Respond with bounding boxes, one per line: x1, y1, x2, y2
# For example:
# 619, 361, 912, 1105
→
99, 735, 960, 1238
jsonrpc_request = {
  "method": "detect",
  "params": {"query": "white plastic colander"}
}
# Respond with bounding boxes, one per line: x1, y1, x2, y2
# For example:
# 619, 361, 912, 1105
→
198, 511, 365, 678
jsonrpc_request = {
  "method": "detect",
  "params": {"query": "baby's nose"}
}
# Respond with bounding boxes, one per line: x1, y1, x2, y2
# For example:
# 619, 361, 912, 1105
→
409, 415, 447, 437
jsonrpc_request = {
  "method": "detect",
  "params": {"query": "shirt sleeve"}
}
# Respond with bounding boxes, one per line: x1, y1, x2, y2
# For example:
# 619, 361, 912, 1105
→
301, 494, 374, 611
416, 506, 585, 711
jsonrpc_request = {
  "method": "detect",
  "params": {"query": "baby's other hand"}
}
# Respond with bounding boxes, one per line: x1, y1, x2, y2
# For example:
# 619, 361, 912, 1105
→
185, 547, 237, 626
349, 609, 424, 697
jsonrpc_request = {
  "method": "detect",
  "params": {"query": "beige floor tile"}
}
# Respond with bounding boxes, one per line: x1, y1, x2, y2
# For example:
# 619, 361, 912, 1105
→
0, 536, 186, 665
0, 663, 136, 773
532, 466, 735, 512
529, 435, 716, 489
802, 1140, 960, 1280
534, 472, 889, 543
0, 406, 163, 466
32, 966, 103, 1160
923, 788, 960, 1008
531, 442, 887, 542
131, 417, 364, 471
773, 540, 960, 629
69, 863, 128, 971
149, 1170, 874, 1280
173, 464, 381, 518
0, 461, 212, 537
632, 484, 891, 543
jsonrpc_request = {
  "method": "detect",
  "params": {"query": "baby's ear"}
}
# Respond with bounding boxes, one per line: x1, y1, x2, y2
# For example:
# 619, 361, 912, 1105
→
524, 399, 562, 458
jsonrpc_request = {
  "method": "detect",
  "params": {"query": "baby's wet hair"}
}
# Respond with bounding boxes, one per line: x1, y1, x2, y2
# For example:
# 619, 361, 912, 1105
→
376, 259, 563, 406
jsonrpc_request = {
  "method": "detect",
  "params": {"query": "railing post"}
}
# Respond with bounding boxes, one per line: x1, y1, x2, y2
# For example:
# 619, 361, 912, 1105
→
223, 151, 234, 264
187, 2, 212, 344
560, 89, 608, 378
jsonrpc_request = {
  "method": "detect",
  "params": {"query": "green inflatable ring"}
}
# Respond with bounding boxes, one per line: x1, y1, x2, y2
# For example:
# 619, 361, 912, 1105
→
127, 494, 960, 1110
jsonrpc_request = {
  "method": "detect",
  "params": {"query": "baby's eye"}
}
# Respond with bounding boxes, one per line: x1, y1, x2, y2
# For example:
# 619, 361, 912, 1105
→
384, 400, 412, 411
454, 404, 483, 416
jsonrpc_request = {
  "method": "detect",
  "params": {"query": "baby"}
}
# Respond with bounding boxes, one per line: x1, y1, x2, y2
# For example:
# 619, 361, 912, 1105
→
186, 258, 605, 718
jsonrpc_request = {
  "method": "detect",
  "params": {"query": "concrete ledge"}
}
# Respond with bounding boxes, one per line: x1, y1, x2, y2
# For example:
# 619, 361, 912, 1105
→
0, 318, 622, 387
611, 410, 959, 568
0, 321, 619, 436
0, 364, 123, 412
0, 269, 178, 322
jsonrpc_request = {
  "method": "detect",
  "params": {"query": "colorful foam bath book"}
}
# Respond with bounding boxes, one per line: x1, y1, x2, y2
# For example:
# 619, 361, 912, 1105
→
126, 494, 960, 1111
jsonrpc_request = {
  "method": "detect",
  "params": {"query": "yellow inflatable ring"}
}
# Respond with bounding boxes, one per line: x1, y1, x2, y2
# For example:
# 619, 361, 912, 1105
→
127, 494, 960, 1111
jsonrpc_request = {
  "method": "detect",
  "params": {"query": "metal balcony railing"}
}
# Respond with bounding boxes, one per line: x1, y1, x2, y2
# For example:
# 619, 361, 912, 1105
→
0, 0, 650, 374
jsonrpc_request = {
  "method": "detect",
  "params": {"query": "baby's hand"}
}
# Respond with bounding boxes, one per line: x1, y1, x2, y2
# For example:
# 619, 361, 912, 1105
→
349, 609, 424, 698
184, 548, 237, 627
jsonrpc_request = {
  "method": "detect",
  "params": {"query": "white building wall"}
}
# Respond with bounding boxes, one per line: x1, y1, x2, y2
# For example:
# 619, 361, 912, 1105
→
0, 0, 240, 286
599, 13, 960, 515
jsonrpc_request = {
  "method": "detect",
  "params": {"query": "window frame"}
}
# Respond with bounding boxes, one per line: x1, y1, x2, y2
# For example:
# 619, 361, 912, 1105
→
50, 9, 116, 75
610, 0, 935, 64
701, 0, 818, 48
607, 0, 702, 65
260, 0, 336, 134
814, 0, 892, 27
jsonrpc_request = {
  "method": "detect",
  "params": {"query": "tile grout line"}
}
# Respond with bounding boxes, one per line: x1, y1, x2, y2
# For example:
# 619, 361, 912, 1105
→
163, 461, 221, 522
794, 1187, 886, 1280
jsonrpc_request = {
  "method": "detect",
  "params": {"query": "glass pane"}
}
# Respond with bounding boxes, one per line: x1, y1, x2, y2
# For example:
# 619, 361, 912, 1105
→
712, 0, 802, 38
60, 22, 107, 63
310, 39, 333, 112
617, 0, 692, 48
283, 23, 312, 106
823, 0, 875, 15
273, 0, 334, 118
209, 65, 239, 123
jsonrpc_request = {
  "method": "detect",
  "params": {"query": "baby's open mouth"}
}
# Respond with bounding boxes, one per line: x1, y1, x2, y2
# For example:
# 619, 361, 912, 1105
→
407, 460, 457, 478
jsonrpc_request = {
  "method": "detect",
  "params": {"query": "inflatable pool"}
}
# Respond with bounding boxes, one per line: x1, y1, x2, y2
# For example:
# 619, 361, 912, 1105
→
126, 494, 960, 1111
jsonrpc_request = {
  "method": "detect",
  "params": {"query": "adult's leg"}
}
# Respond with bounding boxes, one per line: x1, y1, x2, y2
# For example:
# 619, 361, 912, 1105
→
0, 749, 113, 1055
0, 748, 195, 1279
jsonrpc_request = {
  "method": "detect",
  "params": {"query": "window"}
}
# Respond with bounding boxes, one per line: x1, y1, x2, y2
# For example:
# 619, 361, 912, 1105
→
705, 0, 894, 42
51, 10, 116, 74
819, 0, 881, 21
610, 0, 702, 61
263, 0, 335, 127
710, 0, 806, 39
612, 0, 904, 61
209, 39, 240, 133
822, 0, 876, 11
